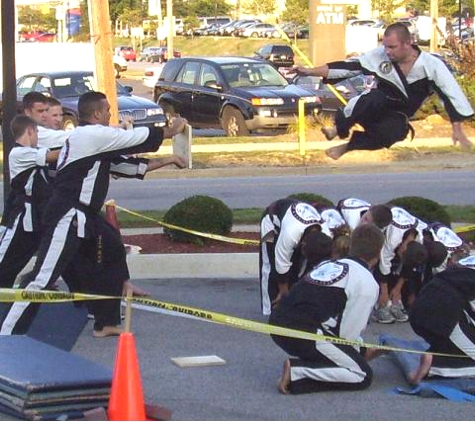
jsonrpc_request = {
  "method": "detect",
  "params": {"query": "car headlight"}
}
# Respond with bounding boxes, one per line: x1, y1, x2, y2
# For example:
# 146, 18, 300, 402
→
251, 98, 284, 106
301, 96, 319, 103
147, 108, 164, 116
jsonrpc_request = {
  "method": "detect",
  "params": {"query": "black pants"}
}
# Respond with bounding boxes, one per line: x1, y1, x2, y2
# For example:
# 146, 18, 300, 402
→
271, 333, 373, 394
0, 214, 40, 288
0, 209, 127, 335
411, 316, 475, 378
335, 90, 410, 151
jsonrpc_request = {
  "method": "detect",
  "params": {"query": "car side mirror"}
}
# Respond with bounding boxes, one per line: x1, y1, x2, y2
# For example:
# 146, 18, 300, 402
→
124, 85, 133, 93
204, 81, 222, 90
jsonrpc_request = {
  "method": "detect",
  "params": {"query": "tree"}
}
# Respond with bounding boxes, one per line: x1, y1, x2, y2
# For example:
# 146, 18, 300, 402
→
243, 0, 277, 16
18, 6, 43, 31
185, 0, 233, 17
371, 0, 405, 21
281, 0, 308, 25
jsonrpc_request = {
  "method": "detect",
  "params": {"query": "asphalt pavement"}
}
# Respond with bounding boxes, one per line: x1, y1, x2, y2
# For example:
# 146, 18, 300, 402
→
69, 277, 474, 420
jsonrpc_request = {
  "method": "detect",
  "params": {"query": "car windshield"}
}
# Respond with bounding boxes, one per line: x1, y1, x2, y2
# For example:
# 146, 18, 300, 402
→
220, 62, 288, 88
51, 74, 129, 98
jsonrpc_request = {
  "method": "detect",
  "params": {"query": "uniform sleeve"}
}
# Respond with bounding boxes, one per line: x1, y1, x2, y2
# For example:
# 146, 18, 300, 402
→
379, 225, 402, 276
327, 59, 364, 80
38, 127, 69, 149
339, 272, 379, 341
9, 147, 48, 179
110, 156, 149, 179
274, 220, 304, 275
87, 125, 164, 157
428, 55, 474, 121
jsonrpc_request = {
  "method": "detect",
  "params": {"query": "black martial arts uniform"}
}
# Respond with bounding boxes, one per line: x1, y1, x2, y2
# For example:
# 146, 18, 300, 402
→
0, 123, 164, 335
0, 144, 52, 288
410, 262, 475, 379
270, 258, 378, 394
325, 46, 473, 151
259, 198, 329, 316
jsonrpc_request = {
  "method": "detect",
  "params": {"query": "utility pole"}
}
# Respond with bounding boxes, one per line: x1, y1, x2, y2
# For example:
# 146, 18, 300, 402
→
166, 0, 173, 59
430, 0, 438, 52
1, 0, 17, 204
87, 0, 118, 125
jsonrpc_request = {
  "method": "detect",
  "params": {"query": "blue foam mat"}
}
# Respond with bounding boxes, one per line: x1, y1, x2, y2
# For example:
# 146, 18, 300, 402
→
380, 334, 475, 401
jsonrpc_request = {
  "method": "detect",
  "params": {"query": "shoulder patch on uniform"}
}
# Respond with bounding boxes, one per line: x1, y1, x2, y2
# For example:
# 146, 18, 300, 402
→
305, 261, 349, 286
340, 198, 371, 209
379, 61, 393, 74
321, 209, 346, 229
391, 207, 417, 230
291, 203, 323, 225
433, 226, 463, 251
458, 255, 475, 269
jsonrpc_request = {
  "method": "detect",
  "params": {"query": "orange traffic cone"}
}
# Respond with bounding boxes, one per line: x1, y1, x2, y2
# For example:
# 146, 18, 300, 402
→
108, 332, 147, 421
105, 199, 121, 234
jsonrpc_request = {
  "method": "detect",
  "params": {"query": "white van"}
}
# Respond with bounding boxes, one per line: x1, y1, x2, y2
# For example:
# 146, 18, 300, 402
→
198, 16, 232, 29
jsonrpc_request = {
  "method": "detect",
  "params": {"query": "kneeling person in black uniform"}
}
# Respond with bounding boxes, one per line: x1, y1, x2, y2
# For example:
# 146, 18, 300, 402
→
408, 255, 475, 384
269, 223, 385, 394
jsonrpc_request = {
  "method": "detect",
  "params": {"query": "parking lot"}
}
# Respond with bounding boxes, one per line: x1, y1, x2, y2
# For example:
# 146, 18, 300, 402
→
67, 276, 475, 420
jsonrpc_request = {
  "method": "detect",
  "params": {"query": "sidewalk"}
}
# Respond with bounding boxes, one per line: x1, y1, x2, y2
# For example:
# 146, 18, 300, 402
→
124, 224, 259, 280
157, 136, 459, 155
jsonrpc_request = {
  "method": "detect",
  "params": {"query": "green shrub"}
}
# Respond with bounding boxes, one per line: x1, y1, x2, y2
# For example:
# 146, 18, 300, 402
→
287, 193, 334, 208
163, 195, 233, 244
388, 196, 451, 227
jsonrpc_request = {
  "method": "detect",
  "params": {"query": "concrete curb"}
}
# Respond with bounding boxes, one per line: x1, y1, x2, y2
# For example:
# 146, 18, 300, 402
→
126, 252, 258, 279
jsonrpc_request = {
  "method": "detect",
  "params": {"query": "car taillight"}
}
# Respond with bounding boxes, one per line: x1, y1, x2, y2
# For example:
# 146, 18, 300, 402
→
145, 71, 154, 76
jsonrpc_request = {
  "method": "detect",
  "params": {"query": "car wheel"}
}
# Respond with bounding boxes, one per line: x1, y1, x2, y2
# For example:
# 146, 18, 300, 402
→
62, 114, 78, 131
251, 32, 259, 38
222, 107, 249, 137
114, 64, 121, 79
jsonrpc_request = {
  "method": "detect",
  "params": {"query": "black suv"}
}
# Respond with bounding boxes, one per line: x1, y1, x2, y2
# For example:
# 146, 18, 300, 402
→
153, 56, 320, 136
254, 44, 295, 68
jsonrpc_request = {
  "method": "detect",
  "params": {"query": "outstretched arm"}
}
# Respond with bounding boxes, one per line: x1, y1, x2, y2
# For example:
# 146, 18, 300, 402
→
451, 121, 473, 150
294, 65, 329, 78
146, 155, 186, 172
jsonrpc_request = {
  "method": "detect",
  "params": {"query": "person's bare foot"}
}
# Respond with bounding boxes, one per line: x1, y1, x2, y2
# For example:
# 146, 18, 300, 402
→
93, 325, 123, 338
325, 144, 348, 160
123, 280, 150, 297
407, 353, 433, 385
277, 359, 291, 395
321, 126, 338, 141
364, 347, 387, 361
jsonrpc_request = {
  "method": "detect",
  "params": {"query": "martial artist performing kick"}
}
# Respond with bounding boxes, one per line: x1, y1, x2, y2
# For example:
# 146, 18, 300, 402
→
270, 223, 385, 394
408, 255, 475, 384
296, 22, 473, 159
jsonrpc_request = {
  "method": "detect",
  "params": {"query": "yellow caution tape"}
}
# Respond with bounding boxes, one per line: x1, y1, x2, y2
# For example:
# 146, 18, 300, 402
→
274, 25, 348, 107
112, 202, 259, 246
454, 224, 475, 234
0, 287, 468, 359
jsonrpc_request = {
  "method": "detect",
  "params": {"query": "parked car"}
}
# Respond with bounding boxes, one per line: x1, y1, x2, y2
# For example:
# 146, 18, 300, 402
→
115, 46, 137, 61
143, 65, 164, 89
138, 47, 163, 62
254, 44, 295, 68
153, 57, 321, 136
113, 54, 128, 78
292, 74, 375, 116
148, 47, 182, 63
240, 23, 276, 38
7, 71, 167, 130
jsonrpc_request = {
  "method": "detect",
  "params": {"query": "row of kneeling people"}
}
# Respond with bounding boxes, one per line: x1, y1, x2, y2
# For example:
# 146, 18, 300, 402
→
260, 197, 475, 394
